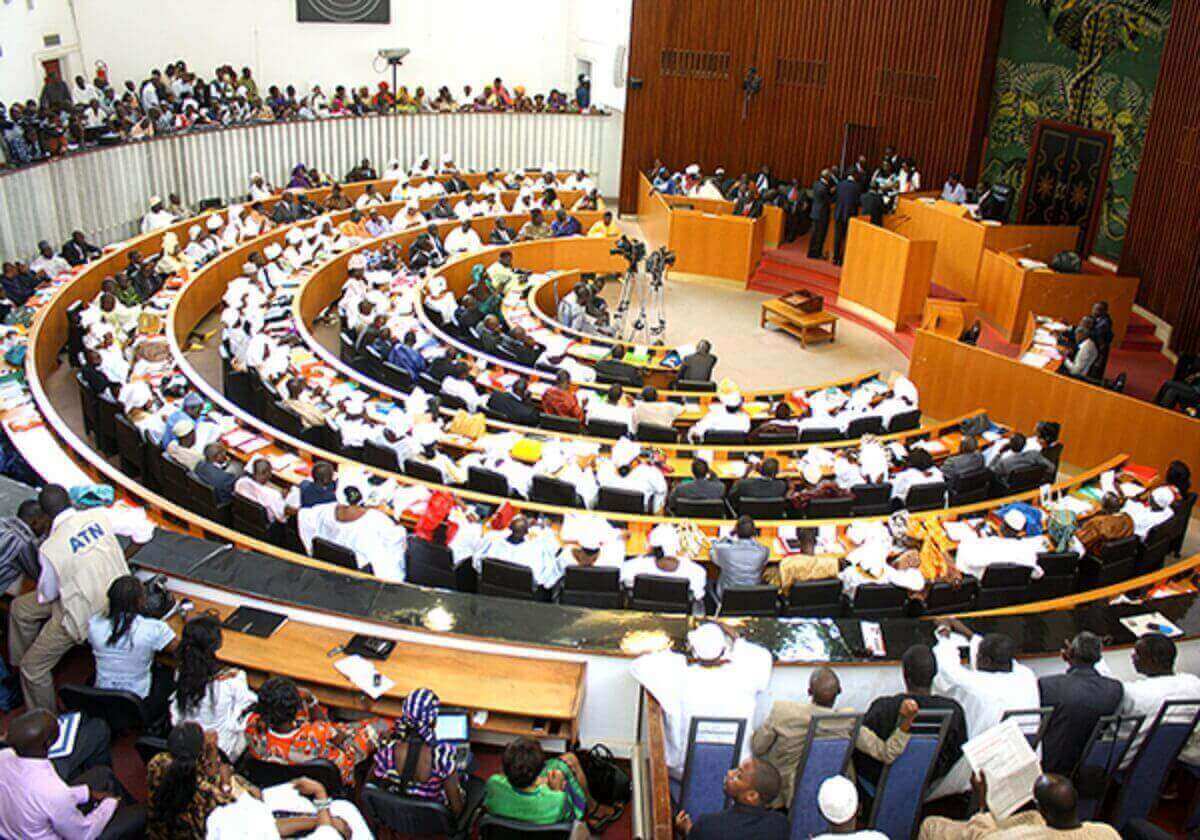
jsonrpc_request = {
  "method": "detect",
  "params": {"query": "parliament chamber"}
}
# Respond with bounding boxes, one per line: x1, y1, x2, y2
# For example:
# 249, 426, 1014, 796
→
3, 1, 1200, 838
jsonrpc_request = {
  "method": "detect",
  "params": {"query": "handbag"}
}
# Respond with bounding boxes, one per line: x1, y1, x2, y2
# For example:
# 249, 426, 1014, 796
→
142, 574, 177, 619
578, 743, 631, 806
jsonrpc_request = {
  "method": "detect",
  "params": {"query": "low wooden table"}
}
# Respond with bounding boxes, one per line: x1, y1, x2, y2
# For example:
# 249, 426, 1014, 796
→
760, 298, 838, 347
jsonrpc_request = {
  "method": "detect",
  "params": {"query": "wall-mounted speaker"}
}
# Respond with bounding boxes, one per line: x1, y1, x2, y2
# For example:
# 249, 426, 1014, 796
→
629, 77, 643, 90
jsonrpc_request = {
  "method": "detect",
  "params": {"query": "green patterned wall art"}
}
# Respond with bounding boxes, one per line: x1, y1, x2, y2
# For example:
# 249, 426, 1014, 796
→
982, 0, 1171, 260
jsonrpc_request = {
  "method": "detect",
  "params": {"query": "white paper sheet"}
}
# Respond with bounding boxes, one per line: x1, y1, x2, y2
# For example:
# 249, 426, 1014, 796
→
961, 718, 1040, 819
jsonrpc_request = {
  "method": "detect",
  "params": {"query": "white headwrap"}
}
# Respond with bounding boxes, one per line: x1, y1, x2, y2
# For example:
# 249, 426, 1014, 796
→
648, 523, 680, 556
687, 624, 728, 662
611, 437, 639, 469
818, 776, 858, 825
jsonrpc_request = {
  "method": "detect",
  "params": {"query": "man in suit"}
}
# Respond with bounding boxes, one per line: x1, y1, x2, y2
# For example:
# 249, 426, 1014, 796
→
729, 458, 788, 507
61, 230, 102, 267
1088, 301, 1114, 378
733, 184, 764, 219
860, 187, 886, 226
1038, 632, 1123, 774
678, 340, 717, 383
595, 344, 643, 388
486, 378, 541, 426
194, 443, 240, 506
669, 459, 727, 513
831, 175, 862, 266
808, 169, 835, 260
940, 436, 987, 491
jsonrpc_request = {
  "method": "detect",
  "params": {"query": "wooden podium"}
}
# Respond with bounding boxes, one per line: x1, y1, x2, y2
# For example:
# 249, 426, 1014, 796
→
976, 250, 1140, 344
838, 218, 935, 329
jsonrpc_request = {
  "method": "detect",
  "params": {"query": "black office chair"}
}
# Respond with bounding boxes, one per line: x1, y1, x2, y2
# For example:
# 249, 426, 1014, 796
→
59, 684, 153, 736
478, 814, 576, 839
780, 579, 844, 618
380, 362, 414, 392
405, 536, 476, 592
438, 392, 467, 411
134, 735, 169, 767
1030, 551, 1080, 599
924, 578, 979, 614
559, 567, 623, 609
231, 493, 273, 542
94, 395, 120, 456
1138, 521, 1175, 575
995, 463, 1048, 496
851, 483, 893, 516
539, 412, 582, 434
75, 373, 100, 438
158, 456, 192, 507
224, 367, 254, 411
338, 330, 358, 364
904, 482, 947, 512
531, 475, 584, 508
672, 497, 730, 519
313, 537, 359, 571
887, 409, 922, 433
467, 466, 511, 497
976, 564, 1034, 609
1042, 443, 1064, 478
418, 372, 444, 392
186, 473, 231, 527
363, 441, 401, 472
405, 459, 448, 485
1171, 493, 1197, 556
736, 496, 788, 520
800, 427, 840, 443
948, 469, 992, 506
672, 379, 716, 393
637, 423, 679, 443
845, 416, 884, 439
719, 585, 778, 617
628, 574, 693, 614
361, 782, 470, 840
702, 430, 748, 445
849, 584, 910, 618
804, 496, 854, 519
240, 756, 344, 798
479, 558, 537, 601
1080, 535, 1139, 590
113, 414, 146, 477
262, 400, 303, 439
599, 486, 648, 514
586, 418, 630, 439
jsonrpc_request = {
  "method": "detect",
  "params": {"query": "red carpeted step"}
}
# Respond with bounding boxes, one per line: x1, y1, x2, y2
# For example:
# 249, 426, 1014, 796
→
1120, 336, 1165, 352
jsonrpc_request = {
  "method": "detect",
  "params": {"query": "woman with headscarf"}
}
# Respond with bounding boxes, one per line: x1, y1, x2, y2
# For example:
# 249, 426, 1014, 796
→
373, 687, 485, 824
286, 163, 314, 190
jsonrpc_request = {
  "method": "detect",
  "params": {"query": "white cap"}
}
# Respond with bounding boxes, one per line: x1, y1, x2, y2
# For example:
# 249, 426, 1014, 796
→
188, 225, 202, 239
305, 226, 321, 240
818, 776, 858, 824
1152, 486, 1175, 507
685, 164, 700, 175
386, 410, 414, 437
803, 462, 823, 485
348, 254, 367, 271
206, 214, 223, 230
250, 171, 262, 180
285, 227, 304, 244
687, 624, 728, 662
149, 196, 162, 207
611, 437, 639, 469
171, 417, 195, 437
120, 380, 153, 412
1003, 509, 1026, 531
264, 243, 282, 261
577, 519, 606, 551
344, 397, 366, 417
720, 390, 743, 409
648, 522, 680, 556
413, 422, 441, 448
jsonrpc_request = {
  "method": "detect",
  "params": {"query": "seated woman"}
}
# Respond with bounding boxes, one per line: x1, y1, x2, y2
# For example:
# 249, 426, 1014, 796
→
372, 688, 485, 825
170, 614, 259, 762
86, 574, 176, 719
148, 722, 372, 840
243, 676, 389, 787
484, 737, 619, 830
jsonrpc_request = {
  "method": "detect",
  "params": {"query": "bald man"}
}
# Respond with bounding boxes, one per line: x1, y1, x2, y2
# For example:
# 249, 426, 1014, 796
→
0, 710, 145, 838
918, 773, 1119, 839
750, 667, 917, 807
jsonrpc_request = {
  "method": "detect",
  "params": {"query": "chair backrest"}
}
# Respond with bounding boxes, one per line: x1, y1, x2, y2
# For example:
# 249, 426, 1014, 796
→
467, 466, 512, 497
673, 497, 730, 519
1003, 462, 1048, 493
75, 373, 99, 430
478, 814, 576, 839
804, 495, 853, 519
980, 563, 1034, 590
599, 486, 647, 514
264, 400, 303, 439
1138, 521, 1174, 574
781, 579, 844, 618
539, 412, 583, 433
134, 735, 169, 767
678, 718, 747, 820
637, 422, 679, 443
905, 482, 947, 512
1032, 551, 1079, 599
948, 467, 991, 495
560, 566, 623, 609
381, 362, 414, 392
869, 710, 953, 840
753, 427, 800, 444
999, 707, 1053, 749
480, 557, 536, 600
924, 578, 979, 614
531, 475, 583, 508
586, 418, 629, 439
800, 426, 840, 443
789, 714, 862, 840
1098, 534, 1140, 564
404, 535, 459, 590
360, 782, 454, 836
719, 585, 778, 617
241, 755, 344, 797
673, 379, 716, 393
59, 684, 147, 735
887, 409, 922, 433
185, 472, 227, 524
313, 536, 358, 571
1073, 714, 1143, 821
404, 459, 446, 485
846, 416, 885, 438
702, 430, 748, 445
851, 483, 893, 516
363, 441, 401, 472
1042, 442, 1064, 476
629, 574, 692, 613
231, 492, 271, 539
1113, 700, 1200, 829
851, 584, 908, 618
114, 413, 145, 474
738, 495, 788, 520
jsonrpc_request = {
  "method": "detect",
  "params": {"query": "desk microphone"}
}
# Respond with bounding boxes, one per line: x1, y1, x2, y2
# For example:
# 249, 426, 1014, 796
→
1004, 243, 1033, 255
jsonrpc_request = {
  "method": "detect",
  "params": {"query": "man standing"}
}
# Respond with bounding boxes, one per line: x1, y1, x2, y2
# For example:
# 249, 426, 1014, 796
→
832, 174, 863, 266
0, 499, 50, 592
674, 758, 789, 840
8, 484, 153, 710
806, 170, 835, 259
1038, 632, 1123, 774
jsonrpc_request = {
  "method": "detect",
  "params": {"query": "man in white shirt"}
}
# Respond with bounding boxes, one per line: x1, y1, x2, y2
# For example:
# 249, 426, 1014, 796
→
688, 390, 751, 442
444, 219, 483, 254
927, 618, 1040, 799
619, 523, 707, 603
480, 516, 564, 589
941, 174, 967, 204
596, 437, 668, 513
585, 384, 635, 434
234, 458, 294, 525
1122, 486, 1175, 540
29, 241, 71, 278
140, 196, 175, 233
454, 193, 487, 219
630, 622, 774, 778
1118, 632, 1200, 769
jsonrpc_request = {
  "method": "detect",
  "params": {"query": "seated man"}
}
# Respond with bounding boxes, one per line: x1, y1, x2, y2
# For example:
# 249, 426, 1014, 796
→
594, 344, 643, 388
669, 459, 726, 513
619, 524, 707, 605
0, 709, 145, 839
991, 433, 1053, 484
674, 758, 788, 840
286, 460, 339, 509
752, 667, 916, 808
541, 370, 583, 420
1118, 632, 1200, 770
1063, 325, 1099, 378
586, 384, 635, 435
633, 387, 684, 430
813, 775, 889, 840
234, 458, 295, 528
550, 209, 582, 237
387, 330, 429, 380
1122, 486, 1175, 540
890, 448, 944, 504
1075, 493, 1134, 554
1038, 632, 1123, 775
709, 516, 770, 603
918, 773, 1118, 840
729, 458, 788, 505
486, 378, 541, 426
939, 435, 986, 489
678, 339, 717, 383
163, 418, 203, 471
281, 377, 329, 430
193, 443, 240, 506
688, 391, 751, 442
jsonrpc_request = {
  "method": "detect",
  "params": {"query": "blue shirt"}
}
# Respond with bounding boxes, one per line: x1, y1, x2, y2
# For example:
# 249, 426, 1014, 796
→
388, 343, 428, 378
551, 216, 582, 237
87, 614, 175, 698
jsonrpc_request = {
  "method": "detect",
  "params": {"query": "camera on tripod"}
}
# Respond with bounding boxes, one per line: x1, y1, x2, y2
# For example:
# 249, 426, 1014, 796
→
645, 247, 676, 277
610, 236, 647, 266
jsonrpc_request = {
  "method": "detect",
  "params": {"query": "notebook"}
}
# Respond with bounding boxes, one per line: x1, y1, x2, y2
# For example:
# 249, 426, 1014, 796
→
221, 606, 288, 638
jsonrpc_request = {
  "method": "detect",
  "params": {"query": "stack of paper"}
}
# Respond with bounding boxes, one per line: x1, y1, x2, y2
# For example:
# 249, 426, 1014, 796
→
962, 718, 1040, 819
334, 655, 394, 700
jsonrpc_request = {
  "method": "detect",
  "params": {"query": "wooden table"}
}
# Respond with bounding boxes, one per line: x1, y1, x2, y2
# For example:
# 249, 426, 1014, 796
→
760, 298, 838, 347
169, 596, 586, 743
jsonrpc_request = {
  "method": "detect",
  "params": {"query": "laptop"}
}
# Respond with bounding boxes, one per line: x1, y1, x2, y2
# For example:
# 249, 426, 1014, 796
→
436, 708, 472, 770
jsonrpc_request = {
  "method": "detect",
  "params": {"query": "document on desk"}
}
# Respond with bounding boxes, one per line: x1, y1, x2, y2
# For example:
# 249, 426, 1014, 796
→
334, 654, 394, 700
962, 718, 1040, 819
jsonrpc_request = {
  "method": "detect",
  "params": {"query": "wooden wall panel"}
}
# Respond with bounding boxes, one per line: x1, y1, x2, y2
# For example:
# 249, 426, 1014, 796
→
1119, 2, 1200, 355
619, 0, 1007, 212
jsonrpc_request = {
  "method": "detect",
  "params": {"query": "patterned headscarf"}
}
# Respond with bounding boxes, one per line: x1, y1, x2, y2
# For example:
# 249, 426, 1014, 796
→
399, 688, 440, 744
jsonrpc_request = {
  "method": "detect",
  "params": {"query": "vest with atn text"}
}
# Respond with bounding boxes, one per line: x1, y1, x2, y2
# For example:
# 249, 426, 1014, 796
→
41, 509, 130, 642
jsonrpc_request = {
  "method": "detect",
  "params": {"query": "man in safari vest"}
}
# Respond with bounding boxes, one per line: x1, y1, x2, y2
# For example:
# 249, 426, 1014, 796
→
7, 484, 154, 710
